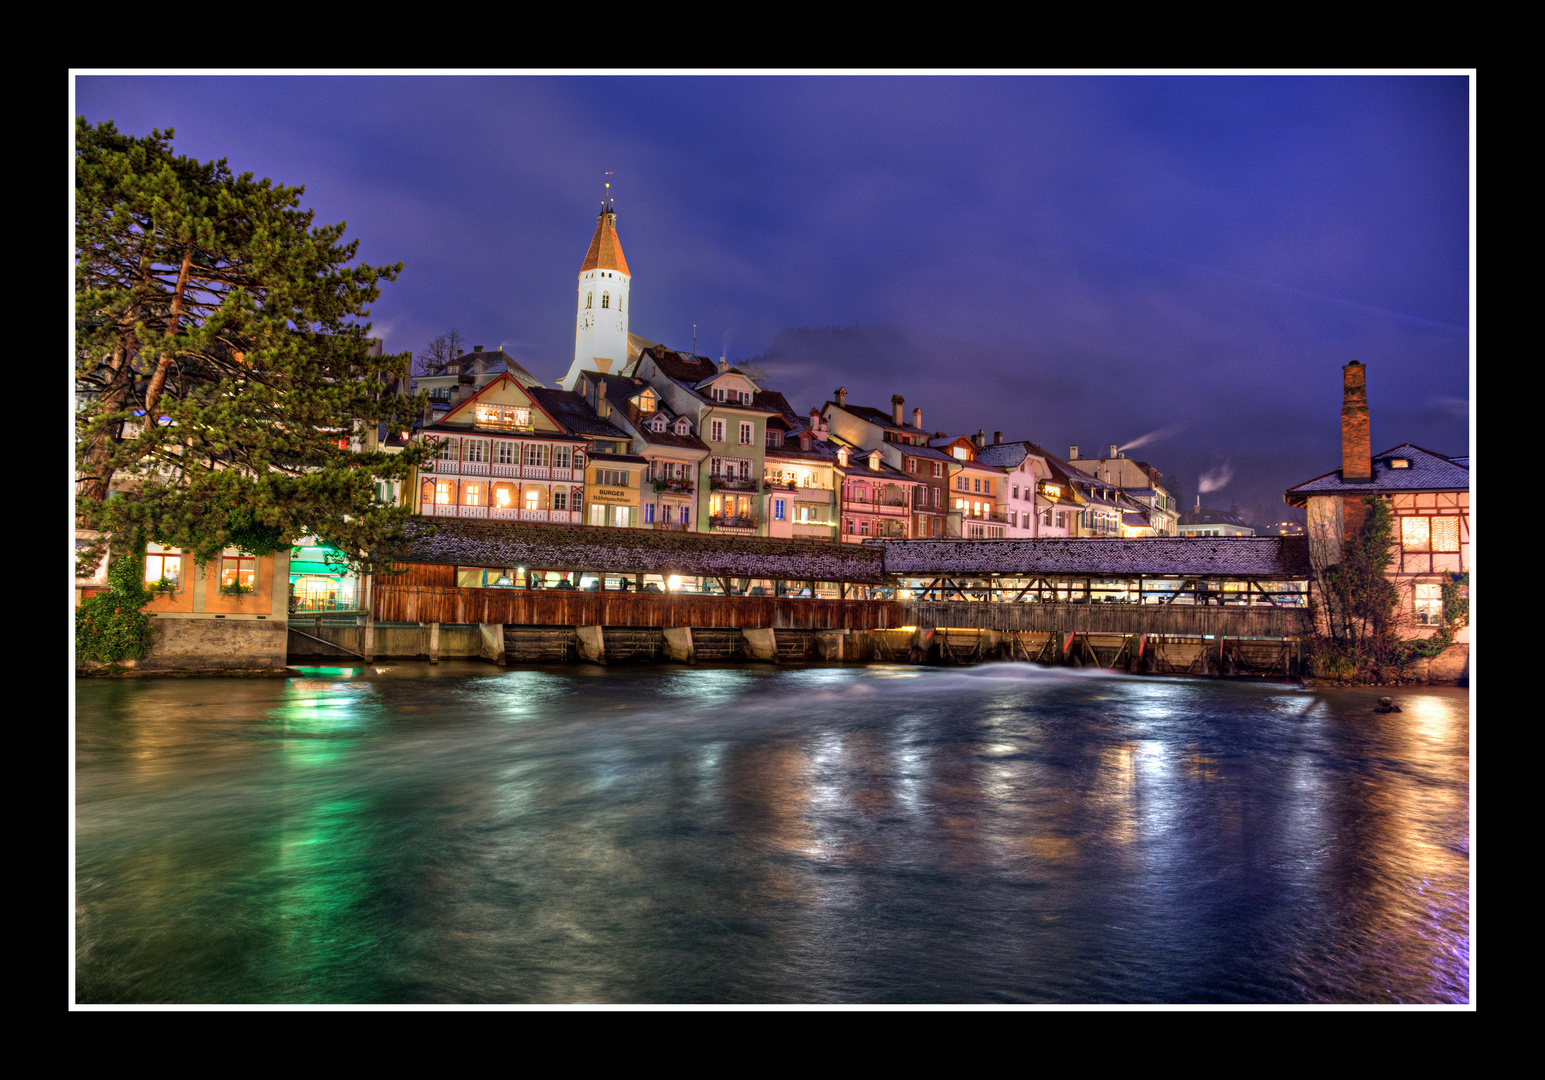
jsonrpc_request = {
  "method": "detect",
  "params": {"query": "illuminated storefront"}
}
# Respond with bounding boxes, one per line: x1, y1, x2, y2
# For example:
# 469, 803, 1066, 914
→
287, 541, 360, 612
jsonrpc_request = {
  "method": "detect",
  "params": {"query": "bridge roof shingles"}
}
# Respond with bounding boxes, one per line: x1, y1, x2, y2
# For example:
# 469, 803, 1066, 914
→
870, 537, 1310, 578
390, 518, 890, 583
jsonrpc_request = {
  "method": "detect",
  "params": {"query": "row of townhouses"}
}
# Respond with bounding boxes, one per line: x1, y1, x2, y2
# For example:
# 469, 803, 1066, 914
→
389, 199, 1187, 546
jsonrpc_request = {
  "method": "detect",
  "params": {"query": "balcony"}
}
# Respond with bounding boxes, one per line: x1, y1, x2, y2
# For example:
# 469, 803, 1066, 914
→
653, 478, 696, 495
422, 504, 579, 524
709, 514, 759, 532
710, 476, 759, 493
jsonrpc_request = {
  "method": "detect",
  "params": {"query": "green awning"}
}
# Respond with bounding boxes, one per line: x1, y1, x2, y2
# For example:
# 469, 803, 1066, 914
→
288, 561, 350, 577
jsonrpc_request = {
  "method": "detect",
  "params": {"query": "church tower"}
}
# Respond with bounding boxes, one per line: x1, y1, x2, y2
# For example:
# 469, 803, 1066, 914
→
559, 191, 631, 391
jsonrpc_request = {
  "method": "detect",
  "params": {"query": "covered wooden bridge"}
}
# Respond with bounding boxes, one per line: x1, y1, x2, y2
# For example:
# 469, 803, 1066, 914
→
879, 536, 1312, 672
348, 522, 1311, 671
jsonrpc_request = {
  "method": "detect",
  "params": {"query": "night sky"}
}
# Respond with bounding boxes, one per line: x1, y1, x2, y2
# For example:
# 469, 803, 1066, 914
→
73, 73, 1472, 525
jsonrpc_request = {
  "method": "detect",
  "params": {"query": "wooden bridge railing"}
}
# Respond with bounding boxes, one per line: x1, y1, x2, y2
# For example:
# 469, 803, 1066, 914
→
372, 586, 905, 631
370, 585, 1310, 638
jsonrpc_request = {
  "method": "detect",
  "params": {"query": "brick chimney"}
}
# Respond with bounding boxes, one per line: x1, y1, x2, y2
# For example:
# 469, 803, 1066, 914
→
835, 387, 847, 407
891, 394, 904, 426
995, 432, 1003, 445
973, 429, 986, 448
1341, 361, 1371, 481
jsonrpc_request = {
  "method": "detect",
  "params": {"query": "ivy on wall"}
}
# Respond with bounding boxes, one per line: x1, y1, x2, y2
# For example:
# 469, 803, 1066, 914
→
75, 537, 159, 665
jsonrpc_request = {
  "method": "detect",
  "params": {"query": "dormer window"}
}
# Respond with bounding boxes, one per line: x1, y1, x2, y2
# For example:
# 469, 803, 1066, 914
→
674, 418, 691, 436
650, 414, 666, 433
1390, 458, 1410, 469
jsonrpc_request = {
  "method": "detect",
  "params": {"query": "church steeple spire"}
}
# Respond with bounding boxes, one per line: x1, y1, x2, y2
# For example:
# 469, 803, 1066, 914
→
579, 186, 630, 277
560, 184, 632, 391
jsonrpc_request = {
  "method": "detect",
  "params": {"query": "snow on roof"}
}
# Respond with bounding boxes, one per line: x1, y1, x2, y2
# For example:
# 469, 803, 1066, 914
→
1286, 443, 1469, 503
388, 518, 891, 583
872, 537, 1310, 578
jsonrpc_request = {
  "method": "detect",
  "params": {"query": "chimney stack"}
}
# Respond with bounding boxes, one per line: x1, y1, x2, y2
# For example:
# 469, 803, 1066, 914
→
717, 358, 728, 374
974, 429, 986, 448
1341, 361, 1372, 481
835, 387, 847, 407
1070, 445, 1079, 460
891, 394, 904, 426
913, 407, 922, 430
1110, 444, 1118, 458
995, 432, 1003, 445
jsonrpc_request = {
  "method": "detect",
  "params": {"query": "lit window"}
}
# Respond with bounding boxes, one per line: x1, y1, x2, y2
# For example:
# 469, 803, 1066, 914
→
1431, 516, 1460, 552
1414, 582, 1443, 625
145, 545, 182, 590
220, 555, 256, 593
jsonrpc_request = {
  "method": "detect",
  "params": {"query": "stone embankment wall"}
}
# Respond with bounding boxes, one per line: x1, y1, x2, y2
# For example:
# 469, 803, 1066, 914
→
135, 617, 291, 673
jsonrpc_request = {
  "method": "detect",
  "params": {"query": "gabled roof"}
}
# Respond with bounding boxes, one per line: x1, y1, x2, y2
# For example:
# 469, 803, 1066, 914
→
1285, 443, 1469, 505
524, 386, 631, 442
1182, 508, 1252, 528
753, 389, 803, 427
418, 347, 543, 389
830, 401, 933, 441
587, 372, 710, 453
932, 436, 1009, 473
974, 443, 1031, 469
579, 204, 630, 277
423, 370, 572, 436
873, 537, 1311, 578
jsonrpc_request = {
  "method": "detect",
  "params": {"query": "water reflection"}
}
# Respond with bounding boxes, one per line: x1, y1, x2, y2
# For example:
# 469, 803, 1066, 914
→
76, 665, 1469, 1005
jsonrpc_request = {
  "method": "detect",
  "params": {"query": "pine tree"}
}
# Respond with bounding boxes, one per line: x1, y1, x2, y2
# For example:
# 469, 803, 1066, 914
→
75, 118, 430, 570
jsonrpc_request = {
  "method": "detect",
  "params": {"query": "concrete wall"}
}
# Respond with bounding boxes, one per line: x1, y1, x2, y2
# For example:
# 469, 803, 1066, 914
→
137, 616, 291, 672
289, 623, 484, 661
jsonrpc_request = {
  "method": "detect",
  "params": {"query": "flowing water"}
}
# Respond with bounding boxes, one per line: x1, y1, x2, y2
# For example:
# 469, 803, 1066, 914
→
74, 663, 1470, 1005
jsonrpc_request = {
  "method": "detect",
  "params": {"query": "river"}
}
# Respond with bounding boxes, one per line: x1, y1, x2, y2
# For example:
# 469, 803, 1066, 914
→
74, 662, 1470, 1005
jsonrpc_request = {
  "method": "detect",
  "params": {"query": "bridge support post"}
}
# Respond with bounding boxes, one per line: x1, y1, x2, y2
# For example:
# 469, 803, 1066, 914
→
576, 625, 606, 665
815, 630, 846, 661
743, 627, 778, 662
479, 623, 505, 665
362, 611, 375, 663
663, 626, 695, 663
428, 621, 440, 664
910, 626, 933, 664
